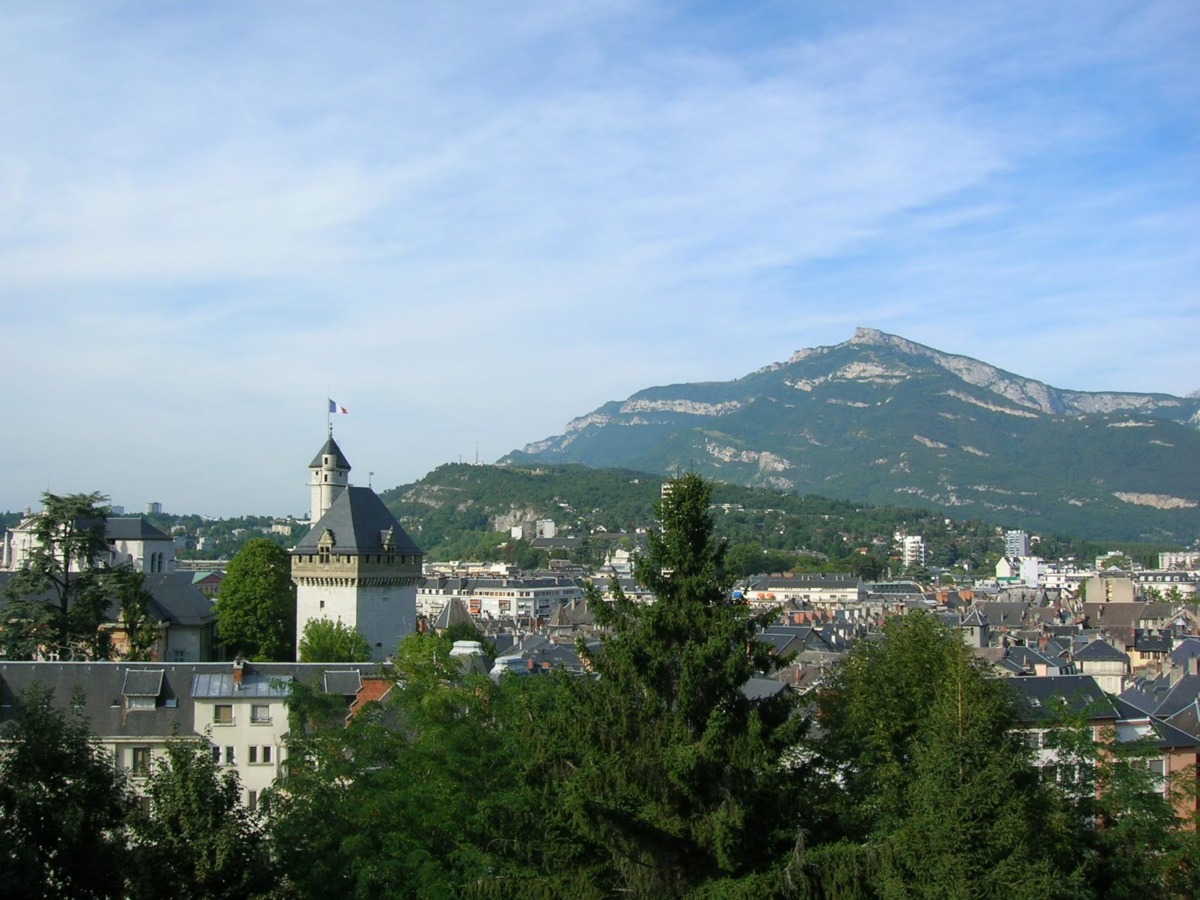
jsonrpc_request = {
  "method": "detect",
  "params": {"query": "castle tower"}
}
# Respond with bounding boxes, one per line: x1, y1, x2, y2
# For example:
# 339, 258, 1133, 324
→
309, 434, 351, 523
293, 437, 425, 661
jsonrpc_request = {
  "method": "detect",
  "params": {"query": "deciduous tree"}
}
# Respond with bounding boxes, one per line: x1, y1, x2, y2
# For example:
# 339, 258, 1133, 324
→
2, 491, 114, 658
0, 685, 134, 898
214, 538, 296, 660
298, 617, 372, 663
126, 738, 273, 900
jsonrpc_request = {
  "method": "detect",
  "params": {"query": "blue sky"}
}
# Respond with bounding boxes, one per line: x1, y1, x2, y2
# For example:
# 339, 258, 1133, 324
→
2, 0, 1196, 517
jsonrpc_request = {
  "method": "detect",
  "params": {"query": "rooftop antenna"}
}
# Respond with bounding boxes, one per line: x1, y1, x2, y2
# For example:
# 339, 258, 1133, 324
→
475, 442, 479, 465
369, 470, 374, 489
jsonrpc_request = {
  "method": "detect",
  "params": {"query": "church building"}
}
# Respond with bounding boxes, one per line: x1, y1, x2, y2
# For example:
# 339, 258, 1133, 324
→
291, 433, 424, 661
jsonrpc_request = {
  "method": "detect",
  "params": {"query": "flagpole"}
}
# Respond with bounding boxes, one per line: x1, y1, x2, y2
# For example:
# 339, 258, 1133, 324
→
326, 390, 332, 437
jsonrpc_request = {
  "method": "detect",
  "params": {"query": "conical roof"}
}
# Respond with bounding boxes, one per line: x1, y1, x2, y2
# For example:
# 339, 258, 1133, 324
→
309, 436, 351, 470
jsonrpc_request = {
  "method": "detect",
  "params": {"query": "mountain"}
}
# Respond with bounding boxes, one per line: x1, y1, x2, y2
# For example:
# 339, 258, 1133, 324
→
502, 328, 1200, 542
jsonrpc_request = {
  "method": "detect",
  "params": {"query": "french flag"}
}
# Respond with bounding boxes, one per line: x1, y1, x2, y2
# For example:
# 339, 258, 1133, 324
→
328, 399, 348, 415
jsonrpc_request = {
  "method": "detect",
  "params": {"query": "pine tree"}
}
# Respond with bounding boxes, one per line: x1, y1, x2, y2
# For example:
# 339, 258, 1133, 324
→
539, 473, 805, 896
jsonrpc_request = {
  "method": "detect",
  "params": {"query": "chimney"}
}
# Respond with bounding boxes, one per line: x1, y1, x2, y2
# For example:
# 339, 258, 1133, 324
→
233, 656, 244, 687
1189, 656, 1200, 677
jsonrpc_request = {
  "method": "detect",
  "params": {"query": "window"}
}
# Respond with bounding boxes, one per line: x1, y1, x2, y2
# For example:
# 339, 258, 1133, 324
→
249, 745, 272, 765
249, 746, 258, 764
172, 649, 186, 662
319, 547, 330, 564
131, 746, 151, 775
248, 790, 258, 812
262, 745, 272, 764
213, 704, 233, 725
126, 696, 155, 710
212, 745, 221, 764
223, 746, 235, 766
251, 704, 271, 724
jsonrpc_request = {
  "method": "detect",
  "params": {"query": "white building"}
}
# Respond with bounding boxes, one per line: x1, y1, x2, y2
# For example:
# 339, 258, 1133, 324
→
2, 512, 175, 574
0, 660, 387, 810
416, 574, 585, 622
896, 533, 926, 567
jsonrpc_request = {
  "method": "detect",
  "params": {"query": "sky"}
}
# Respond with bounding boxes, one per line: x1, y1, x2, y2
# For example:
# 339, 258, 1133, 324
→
1, 0, 1196, 518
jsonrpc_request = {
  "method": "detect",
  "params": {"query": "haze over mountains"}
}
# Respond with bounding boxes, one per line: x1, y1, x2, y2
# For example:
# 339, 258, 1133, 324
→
503, 329, 1200, 542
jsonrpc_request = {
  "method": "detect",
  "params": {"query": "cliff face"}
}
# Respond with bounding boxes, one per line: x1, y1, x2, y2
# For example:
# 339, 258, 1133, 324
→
501, 329, 1200, 541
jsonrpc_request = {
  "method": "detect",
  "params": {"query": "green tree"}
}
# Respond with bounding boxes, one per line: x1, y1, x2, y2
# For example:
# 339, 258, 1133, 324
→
215, 538, 296, 661
1044, 705, 1185, 898
115, 568, 159, 661
298, 618, 372, 663
2, 491, 115, 659
799, 612, 1076, 897
0, 685, 134, 898
533, 474, 806, 896
126, 738, 273, 900
267, 631, 541, 898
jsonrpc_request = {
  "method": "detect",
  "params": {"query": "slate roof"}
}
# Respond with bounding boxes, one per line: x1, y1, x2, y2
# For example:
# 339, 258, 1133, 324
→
1170, 638, 1200, 667
1147, 673, 1200, 720
105, 517, 172, 542
1073, 639, 1130, 663
323, 670, 363, 696
1009, 674, 1118, 724
0, 661, 390, 741
0, 571, 215, 628
138, 573, 216, 626
1134, 631, 1172, 654
741, 677, 790, 702
294, 487, 422, 556
433, 597, 475, 631
122, 669, 164, 697
0, 662, 194, 739
309, 436, 351, 470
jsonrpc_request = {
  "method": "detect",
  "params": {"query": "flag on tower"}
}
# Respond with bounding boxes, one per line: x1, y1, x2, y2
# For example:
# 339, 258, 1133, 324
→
328, 399, 348, 415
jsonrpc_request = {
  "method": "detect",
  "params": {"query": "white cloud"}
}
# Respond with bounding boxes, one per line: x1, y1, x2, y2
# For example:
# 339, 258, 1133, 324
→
1, 0, 1196, 513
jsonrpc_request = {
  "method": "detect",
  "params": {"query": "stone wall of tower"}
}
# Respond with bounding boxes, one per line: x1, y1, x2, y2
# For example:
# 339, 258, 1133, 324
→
292, 553, 423, 661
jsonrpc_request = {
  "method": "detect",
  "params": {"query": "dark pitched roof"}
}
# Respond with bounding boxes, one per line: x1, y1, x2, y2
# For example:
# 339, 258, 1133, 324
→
1073, 640, 1130, 663
105, 517, 172, 542
0, 661, 390, 741
434, 597, 474, 630
741, 677, 789, 702
294, 487, 422, 556
310, 436, 351, 470
323, 670, 363, 695
1150, 673, 1200, 719
1009, 674, 1118, 724
122, 668, 164, 697
0, 571, 215, 628
1170, 638, 1200, 667
138, 573, 216, 626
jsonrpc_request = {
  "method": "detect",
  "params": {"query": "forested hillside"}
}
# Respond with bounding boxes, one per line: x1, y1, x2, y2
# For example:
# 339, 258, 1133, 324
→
381, 463, 1174, 575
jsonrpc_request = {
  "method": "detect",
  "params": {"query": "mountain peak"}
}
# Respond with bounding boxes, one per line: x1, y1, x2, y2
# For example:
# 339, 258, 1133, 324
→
503, 330, 1200, 541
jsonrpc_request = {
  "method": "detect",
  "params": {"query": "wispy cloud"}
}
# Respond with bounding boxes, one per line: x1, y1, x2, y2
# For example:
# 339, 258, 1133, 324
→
1, 0, 1196, 513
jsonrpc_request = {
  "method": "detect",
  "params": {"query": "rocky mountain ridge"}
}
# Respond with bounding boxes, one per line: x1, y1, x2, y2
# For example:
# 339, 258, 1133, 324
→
502, 329, 1200, 542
